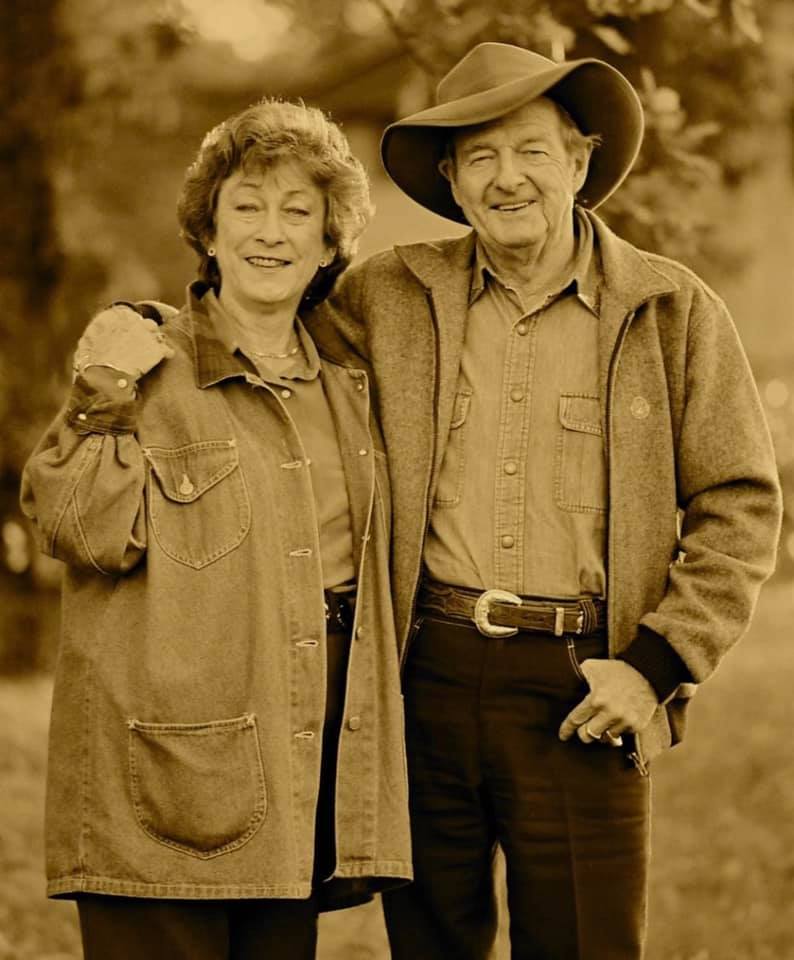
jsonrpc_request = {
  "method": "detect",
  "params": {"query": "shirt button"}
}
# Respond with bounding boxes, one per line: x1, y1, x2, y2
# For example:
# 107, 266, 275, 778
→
503, 460, 518, 476
348, 716, 362, 731
501, 534, 515, 549
358, 448, 368, 456
117, 378, 129, 389
516, 322, 529, 336
510, 388, 524, 402
77, 413, 87, 421
356, 382, 365, 392
355, 626, 365, 640
280, 388, 291, 399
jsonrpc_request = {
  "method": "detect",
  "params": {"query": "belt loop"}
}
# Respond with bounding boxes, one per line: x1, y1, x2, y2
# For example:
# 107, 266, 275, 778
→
553, 607, 565, 637
579, 598, 596, 635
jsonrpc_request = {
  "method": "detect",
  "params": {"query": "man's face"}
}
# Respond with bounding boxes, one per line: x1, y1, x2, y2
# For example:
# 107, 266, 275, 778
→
444, 99, 589, 258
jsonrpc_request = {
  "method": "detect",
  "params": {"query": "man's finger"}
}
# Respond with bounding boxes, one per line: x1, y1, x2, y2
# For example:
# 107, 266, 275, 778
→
558, 694, 593, 741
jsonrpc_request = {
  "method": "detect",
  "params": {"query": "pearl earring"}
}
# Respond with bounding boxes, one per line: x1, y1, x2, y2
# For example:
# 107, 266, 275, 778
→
318, 258, 328, 268
207, 246, 216, 257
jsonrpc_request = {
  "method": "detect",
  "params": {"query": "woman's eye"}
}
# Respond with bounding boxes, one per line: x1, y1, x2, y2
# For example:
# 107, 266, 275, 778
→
285, 207, 310, 217
235, 203, 257, 212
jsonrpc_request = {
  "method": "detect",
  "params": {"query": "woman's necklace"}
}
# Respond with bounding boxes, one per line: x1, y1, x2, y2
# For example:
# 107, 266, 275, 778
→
247, 339, 301, 360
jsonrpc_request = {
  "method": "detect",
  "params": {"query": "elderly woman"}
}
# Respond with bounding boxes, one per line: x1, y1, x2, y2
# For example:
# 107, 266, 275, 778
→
21, 100, 411, 959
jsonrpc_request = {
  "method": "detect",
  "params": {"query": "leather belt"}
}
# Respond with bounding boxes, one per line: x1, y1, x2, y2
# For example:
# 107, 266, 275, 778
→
418, 579, 606, 639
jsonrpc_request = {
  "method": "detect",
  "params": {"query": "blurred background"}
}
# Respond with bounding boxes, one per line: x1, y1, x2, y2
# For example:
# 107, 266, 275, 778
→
1, 0, 793, 957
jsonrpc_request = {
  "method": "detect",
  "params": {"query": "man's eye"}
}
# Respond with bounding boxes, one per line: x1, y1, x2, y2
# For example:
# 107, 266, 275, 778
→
468, 154, 493, 166
521, 148, 548, 157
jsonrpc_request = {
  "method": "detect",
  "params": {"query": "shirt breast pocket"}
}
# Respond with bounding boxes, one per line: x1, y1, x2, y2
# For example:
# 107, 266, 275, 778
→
144, 439, 251, 568
554, 394, 607, 514
433, 388, 473, 509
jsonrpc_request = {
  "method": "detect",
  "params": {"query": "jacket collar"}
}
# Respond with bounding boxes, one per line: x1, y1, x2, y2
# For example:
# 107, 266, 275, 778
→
391, 207, 678, 312
188, 282, 321, 388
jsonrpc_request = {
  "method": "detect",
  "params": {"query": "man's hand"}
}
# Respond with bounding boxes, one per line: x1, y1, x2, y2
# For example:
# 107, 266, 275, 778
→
558, 659, 658, 746
74, 305, 175, 380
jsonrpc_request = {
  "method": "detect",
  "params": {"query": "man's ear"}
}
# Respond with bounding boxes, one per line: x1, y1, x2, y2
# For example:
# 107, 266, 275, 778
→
439, 155, 462, 208
571, 143, 593, 195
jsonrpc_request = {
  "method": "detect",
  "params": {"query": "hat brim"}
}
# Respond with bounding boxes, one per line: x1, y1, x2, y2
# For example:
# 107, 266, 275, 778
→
381, 58, 644, 222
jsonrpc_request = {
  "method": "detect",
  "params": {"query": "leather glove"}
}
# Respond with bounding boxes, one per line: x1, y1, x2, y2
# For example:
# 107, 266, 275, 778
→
73, 305, 175, 380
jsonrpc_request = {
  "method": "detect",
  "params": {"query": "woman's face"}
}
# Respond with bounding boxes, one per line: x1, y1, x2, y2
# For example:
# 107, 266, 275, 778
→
211, 159, 333, 319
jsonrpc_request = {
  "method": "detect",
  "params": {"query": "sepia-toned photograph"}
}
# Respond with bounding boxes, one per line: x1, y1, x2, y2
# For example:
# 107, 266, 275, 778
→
1, 1, 792, 958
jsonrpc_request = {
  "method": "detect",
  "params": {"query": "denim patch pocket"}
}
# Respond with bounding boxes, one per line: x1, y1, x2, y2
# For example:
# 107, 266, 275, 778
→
433, 388, 473, 509
145, 439, 251, 568
554, 394, 607, 513
128, 714, 266, 859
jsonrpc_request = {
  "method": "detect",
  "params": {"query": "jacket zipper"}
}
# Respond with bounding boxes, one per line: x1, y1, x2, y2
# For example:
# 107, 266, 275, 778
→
399, 289, 441, 673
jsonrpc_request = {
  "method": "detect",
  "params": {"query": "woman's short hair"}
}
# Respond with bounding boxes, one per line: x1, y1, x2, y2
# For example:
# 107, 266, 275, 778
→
177, 98, 373, 308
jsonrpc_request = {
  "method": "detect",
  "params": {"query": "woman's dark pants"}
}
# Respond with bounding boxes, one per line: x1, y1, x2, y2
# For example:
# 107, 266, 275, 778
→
77, 627, 351, 960
382, 615, 650, 960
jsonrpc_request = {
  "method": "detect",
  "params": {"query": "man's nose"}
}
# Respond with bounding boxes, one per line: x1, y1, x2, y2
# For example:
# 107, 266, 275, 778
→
492, 151, 523, 192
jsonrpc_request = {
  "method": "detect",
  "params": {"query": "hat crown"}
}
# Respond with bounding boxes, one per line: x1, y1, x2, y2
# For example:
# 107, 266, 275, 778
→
436, 43, 557, 106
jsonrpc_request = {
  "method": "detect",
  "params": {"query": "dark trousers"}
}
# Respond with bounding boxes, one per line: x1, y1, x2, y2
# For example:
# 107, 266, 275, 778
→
78, 896, 318, 960
382, 615, 650, 960
78, 628, 351, 960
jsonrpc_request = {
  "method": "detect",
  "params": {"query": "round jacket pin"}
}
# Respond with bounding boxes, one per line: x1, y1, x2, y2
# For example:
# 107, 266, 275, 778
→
630, 396, 650, 419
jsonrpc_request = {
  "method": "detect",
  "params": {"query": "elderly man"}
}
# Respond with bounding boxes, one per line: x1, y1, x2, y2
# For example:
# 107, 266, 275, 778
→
309, 43, 782, 959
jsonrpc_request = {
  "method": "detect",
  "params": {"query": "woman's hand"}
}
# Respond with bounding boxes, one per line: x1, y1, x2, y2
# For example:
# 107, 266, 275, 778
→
74, 305, 175, 380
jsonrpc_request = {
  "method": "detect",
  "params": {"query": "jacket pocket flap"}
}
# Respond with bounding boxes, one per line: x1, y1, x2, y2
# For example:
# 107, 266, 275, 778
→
144, 440, 239, 503
558, 395, 602, 436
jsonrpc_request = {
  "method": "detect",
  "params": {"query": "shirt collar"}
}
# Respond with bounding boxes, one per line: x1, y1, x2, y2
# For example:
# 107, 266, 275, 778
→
190, 282, 321, 387
469, 206, 601, 316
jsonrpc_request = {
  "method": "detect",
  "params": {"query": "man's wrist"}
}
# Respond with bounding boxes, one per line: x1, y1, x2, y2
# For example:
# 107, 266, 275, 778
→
618, 626, 693, 703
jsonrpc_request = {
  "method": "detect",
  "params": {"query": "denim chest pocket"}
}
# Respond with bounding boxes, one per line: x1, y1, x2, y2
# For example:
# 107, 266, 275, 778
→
144, 439, 251, 568
128, 714, 266, 859
434, 388, 473, 509
554, 394, 607, 513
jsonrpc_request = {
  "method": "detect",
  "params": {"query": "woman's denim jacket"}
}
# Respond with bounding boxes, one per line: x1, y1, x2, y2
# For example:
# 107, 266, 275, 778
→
20, 288, 411, 905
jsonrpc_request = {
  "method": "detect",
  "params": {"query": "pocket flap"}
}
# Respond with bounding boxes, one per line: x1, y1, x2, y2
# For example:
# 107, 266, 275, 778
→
144, 440, 239, 503
558, 395, 602, 436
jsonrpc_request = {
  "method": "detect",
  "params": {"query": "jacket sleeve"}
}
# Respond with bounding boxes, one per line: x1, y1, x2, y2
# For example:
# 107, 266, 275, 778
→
634, 283, 782, 687
20, 369, 148, 575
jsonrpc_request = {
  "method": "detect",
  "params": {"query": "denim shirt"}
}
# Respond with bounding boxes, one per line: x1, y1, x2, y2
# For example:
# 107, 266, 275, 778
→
20, 289, 411, 903
425, 213, 607, 597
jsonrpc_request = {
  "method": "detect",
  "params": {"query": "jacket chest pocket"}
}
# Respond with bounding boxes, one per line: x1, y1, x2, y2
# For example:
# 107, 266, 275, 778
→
433, 388, 472, 509
554, 394, 607, 513
145, 439, 251, 569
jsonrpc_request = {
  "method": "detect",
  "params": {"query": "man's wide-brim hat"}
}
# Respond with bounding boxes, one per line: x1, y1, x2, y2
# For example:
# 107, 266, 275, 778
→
381, 42, 644, 223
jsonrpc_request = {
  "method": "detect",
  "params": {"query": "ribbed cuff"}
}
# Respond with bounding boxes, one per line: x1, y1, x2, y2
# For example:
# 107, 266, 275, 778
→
618, 626, 693, 703
67, 369, 139, 435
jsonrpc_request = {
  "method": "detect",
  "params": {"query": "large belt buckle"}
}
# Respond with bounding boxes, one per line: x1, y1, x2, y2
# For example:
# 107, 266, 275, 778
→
473, 589, 522, 638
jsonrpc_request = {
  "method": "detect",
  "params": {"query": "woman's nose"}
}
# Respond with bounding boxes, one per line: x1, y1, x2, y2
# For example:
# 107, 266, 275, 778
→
255, 208, 285, 245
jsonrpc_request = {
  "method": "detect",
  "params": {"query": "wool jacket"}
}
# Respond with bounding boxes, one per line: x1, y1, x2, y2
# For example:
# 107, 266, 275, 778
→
20, 292, 411, 903
307, 209, 782, 763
